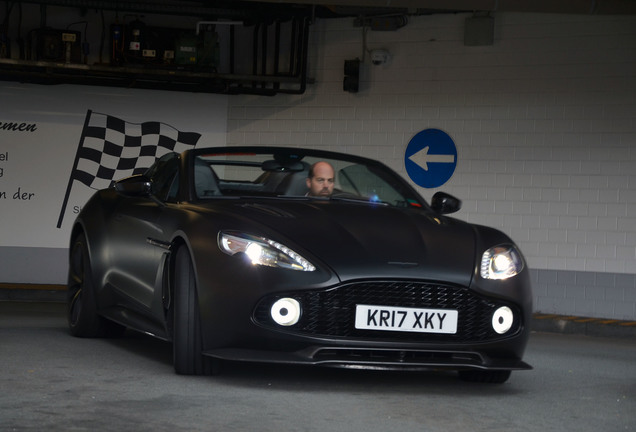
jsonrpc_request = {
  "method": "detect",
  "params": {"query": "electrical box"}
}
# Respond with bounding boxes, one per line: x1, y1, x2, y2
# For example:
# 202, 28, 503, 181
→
109, 23, 218, 70
112, 24, 180, 66
175, 33, 198, 66
343, 58, 360, 93
33, 29, 82, 63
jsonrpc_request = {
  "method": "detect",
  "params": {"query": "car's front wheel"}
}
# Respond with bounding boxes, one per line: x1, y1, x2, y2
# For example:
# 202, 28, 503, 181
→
67, 232, 125, 338
172, 246, 220, 375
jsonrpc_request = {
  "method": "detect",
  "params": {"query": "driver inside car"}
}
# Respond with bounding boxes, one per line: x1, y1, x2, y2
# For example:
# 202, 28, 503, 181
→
306, 161, 335, 197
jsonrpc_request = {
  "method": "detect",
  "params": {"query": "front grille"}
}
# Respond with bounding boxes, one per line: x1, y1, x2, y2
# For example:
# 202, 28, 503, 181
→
253, 281, 521, 343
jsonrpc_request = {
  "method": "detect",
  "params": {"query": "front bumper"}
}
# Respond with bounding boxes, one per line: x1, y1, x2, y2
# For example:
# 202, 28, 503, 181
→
199, 278, 533, 372
203, 345, 532, 372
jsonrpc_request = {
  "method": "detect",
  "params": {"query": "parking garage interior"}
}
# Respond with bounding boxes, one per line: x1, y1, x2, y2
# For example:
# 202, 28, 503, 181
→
0, 1, 635, 429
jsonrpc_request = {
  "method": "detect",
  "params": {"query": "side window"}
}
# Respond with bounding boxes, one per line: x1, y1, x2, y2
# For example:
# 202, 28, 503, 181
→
145, 153, 180, 202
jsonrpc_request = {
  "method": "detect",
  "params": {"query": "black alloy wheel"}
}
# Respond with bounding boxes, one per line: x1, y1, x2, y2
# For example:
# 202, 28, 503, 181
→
172, 246, 220, 375
67, 232, 125, 338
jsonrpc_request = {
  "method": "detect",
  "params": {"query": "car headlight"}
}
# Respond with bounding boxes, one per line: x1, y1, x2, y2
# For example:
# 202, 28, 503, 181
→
218, 232, 316, 272
480, 245, 524, 280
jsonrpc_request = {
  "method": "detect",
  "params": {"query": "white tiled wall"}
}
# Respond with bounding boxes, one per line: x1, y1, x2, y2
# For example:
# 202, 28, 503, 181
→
227, 12, 636, 319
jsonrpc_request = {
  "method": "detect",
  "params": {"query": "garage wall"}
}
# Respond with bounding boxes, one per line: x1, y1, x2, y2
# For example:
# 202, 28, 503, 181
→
226, 13, 636, 320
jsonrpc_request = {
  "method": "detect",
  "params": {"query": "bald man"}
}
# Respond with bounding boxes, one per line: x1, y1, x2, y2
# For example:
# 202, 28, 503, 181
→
306, 161, 335, 197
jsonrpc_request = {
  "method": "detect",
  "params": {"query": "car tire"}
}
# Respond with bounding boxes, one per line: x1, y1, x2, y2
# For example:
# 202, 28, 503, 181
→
67, 232, 125, 338
458, 370, 512, 384
172, 246, 219, 376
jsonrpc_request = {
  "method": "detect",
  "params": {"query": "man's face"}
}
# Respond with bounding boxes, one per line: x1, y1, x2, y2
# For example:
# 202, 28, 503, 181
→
306, 162, 335, 197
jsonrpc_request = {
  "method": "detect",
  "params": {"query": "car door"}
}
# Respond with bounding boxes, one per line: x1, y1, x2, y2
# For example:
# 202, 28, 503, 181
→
104, 153, 179, 310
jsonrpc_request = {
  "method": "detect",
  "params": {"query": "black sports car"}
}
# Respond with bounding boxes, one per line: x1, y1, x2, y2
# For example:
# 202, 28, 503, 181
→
68, 146, 532, 383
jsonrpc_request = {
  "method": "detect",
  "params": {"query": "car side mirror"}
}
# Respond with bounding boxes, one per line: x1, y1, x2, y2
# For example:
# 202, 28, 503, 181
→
431, 192, 461, 214
115, 175, 152, 196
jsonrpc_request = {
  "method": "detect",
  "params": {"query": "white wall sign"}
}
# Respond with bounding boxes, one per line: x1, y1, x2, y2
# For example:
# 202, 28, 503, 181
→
0, 82, 228, 249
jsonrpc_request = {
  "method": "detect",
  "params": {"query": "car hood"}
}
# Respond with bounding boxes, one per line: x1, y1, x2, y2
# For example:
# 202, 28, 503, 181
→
206, 199, 477, 286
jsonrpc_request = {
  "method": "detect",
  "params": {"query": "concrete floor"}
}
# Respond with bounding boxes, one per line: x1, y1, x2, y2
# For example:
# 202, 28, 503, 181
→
1, 301, 635, 432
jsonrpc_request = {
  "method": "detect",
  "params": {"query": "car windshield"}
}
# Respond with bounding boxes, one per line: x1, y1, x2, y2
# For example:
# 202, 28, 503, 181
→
191, 147, 426, 209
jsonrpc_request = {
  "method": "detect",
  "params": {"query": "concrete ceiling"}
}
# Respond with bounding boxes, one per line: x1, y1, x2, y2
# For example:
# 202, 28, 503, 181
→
243, 0, 636, 15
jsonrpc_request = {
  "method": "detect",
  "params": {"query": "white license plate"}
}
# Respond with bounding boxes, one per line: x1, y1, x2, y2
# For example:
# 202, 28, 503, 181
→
355, 305, 458, 334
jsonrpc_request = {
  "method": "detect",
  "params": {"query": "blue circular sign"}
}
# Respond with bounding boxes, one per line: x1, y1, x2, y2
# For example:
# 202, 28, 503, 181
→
404, 129, 457, 188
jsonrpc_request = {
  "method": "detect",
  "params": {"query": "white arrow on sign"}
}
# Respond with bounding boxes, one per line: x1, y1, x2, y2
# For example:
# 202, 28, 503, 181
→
408, 146, 455, 171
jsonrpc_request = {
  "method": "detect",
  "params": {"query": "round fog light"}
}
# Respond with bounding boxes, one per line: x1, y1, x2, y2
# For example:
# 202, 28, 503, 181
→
492, 306, 514, 334
271, 298, 301, 326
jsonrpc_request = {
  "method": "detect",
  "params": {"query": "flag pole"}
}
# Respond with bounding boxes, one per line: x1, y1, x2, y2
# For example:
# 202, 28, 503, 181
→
56, 110, 92, 229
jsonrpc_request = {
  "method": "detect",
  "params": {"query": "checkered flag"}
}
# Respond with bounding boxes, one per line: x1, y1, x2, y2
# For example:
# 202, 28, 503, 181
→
57, 110, 201, 228
75, 110, 200, 190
